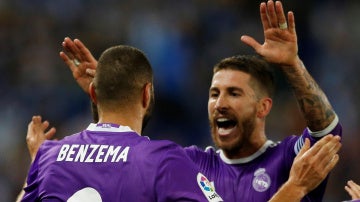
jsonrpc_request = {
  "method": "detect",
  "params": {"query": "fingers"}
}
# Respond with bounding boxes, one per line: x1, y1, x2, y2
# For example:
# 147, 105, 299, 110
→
322, 154, 339, 176
26, 115, 57, 162
27, 115, 56, 140
61, 37, 80, 72
62, 37, 96, 65
60, 37, 97, 78
345, 185, 356, 199
60, 51, 78, 73
316, 135, 342, 163
275, 1, 286, 26
301, 135, 341, 177
345, 180, 360, 199
347, 180, 360, 190
86, 68, 96, 77
296, 134, 341, 170
45, 127, 56, 140
260, 2, 270, 30
260, 0, 292, 30
266, 0, 278, 28
74, 39, 96, 64
240, 35, 261, 52
63, 37, 81, 60
287, 11, 296, 34
32, 115, 42, 124
307, 134, 341, 155
42, 120, 50, 131
27, 116, 42, 138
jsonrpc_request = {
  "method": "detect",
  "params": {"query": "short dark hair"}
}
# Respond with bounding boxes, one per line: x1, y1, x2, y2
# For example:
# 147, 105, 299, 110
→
213, 55, 275, 98
94, 45, 153, 108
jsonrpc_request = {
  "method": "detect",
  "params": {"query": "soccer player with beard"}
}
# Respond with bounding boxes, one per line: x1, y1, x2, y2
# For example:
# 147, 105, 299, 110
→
31, 1, 342, 201
19, 45, 223, 202
18, 115, 341, 202
185, 1, 342, 201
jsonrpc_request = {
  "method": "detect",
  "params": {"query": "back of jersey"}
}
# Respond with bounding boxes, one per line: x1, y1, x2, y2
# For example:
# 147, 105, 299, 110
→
22, 123, 222, 202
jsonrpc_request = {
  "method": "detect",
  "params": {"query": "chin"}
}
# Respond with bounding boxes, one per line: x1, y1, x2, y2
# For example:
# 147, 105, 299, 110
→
213, 137, 234, 150
219, 142, 236, 151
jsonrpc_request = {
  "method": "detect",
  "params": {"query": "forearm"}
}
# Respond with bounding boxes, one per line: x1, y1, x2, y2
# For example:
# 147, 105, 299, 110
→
268, 180, 306, 202
281, 57, 335, 131
15, 181, 27, 202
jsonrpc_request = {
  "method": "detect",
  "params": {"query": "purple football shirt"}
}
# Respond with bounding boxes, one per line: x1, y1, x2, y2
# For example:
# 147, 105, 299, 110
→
22, 123, 223, 202
185, 117, 342, 202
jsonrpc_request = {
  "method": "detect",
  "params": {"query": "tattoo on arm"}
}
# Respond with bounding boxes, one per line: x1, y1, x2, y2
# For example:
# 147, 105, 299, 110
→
284, 61, 335, 131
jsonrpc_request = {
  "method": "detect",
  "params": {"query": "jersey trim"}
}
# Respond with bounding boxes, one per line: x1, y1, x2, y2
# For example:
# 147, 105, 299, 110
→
86, 123, 136, 133
218, 140, 274, 164
294, 137, 305, 154
307, 114, 339, 138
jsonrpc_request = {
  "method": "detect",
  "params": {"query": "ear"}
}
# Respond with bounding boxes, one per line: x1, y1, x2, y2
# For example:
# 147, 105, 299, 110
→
142, 83, 152, 109
257, 97, 272, 118
89, 82, 97, 105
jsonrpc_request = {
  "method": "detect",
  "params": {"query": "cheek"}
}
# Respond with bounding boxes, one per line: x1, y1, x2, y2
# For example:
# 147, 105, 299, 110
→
234, 101, 257, 116
207, 100, 215, 113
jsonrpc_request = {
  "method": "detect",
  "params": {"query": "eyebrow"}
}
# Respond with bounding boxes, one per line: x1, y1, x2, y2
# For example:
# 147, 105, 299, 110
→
209, 86, 245, 93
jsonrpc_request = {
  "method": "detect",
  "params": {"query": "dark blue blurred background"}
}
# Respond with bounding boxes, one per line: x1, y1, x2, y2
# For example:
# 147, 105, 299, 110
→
1, 0, 359, 201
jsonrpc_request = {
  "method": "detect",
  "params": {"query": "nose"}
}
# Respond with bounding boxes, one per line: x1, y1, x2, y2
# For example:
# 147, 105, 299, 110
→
214, 94, 228, 112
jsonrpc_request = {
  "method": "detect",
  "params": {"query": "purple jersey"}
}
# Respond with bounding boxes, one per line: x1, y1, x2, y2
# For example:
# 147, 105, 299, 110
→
22, 123, 223, 202
185, 118, 342, 202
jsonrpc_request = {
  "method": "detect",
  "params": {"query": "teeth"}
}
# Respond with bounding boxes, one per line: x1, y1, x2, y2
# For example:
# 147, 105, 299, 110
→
217, 118, 230, 122
218, 127, 234, 135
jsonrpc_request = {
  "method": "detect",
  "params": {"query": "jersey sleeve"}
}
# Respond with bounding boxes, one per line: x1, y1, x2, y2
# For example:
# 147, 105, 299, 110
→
282, 116, 342, 201
294, 115, 342, 154
183, 145, 205, 162
21, 146, 43, 201
154, 143, 222, 202
307, 114, 342, 138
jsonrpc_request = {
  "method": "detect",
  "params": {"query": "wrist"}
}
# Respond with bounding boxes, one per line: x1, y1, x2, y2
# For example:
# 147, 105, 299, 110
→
281, 55, 303, 70
269, 180, 307, 202
284, 179, 307, 199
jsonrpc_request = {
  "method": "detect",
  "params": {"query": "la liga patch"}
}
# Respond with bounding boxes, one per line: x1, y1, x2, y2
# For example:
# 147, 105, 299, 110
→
197, 172, 223, 202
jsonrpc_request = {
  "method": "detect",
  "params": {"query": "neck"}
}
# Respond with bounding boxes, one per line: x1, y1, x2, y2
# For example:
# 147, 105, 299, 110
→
226, 138, 267, 159
224, 125, 267, 159
97, 108, 143, 135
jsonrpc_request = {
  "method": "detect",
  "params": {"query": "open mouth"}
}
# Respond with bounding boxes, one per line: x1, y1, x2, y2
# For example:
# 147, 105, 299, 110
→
216, 118, 237, 136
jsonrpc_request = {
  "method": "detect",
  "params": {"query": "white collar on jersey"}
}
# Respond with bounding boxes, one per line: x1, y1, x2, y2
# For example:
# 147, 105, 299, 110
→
218, 140, 274, 164
86, 123, 136, 134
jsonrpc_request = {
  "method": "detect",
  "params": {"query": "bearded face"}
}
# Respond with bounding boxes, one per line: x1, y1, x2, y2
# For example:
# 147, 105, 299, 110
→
208, 69, 261, 158
209, 108, 256, 156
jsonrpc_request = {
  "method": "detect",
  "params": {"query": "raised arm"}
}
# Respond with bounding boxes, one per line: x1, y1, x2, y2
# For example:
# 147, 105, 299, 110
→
59, 37, 98, 94
241, 0, 336, 131
16, 116, 56, 202
269, 135, 341, 202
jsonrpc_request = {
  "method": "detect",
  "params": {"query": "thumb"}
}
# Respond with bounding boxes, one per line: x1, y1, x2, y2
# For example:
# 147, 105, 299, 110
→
86, 68, 96, 77
240, 35, 261, 51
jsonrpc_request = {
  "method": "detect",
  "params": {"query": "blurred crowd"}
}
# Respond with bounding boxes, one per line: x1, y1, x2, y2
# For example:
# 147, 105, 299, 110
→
1, 0, 359, 201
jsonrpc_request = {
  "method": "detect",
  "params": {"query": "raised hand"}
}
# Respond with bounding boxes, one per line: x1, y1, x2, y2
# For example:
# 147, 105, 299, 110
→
60, 37, 98, 93
241, 0, 298, 66
26, 116, 56, 162
289, 135, 341, 194
269, 135, 341, 202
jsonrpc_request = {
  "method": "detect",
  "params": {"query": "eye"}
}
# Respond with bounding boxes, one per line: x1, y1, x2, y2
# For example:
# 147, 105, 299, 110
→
209, 88, 219, 98
209, 92, 219, 98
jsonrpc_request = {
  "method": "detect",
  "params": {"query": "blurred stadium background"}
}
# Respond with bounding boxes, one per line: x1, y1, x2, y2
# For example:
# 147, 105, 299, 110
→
1, 0, 359, 201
